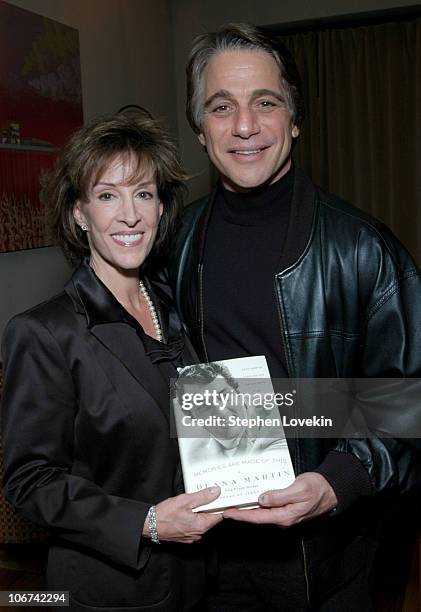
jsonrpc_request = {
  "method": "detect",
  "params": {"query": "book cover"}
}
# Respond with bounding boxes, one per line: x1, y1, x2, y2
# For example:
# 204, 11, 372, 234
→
173, 356, 295, 512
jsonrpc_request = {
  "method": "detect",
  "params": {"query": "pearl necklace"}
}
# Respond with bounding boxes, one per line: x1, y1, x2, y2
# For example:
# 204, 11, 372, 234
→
139, 280, 163, 342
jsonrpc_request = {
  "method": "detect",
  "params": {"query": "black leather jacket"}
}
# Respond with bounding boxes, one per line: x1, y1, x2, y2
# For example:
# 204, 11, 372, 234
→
170, 164, 421, 605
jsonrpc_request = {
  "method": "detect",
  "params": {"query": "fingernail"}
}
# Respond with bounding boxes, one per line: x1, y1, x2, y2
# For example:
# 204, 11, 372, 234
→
259, 494, 268, 505
209, 486, 220, 494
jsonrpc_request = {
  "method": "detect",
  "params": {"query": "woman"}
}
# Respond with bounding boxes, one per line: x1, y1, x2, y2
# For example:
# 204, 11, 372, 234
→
1, 113, 221, 611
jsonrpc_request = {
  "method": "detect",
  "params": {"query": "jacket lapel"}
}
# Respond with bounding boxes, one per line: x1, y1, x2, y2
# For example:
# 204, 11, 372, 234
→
278, 163, 318, 273
88, 323, 172, 423
65, 261, 172, 423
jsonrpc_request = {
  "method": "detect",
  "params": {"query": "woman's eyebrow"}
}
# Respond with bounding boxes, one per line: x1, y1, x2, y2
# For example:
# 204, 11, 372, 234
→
93, 180, 155, 188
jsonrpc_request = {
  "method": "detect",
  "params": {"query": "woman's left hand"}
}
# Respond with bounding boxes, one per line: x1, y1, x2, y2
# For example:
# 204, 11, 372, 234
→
143, 486, 223, 544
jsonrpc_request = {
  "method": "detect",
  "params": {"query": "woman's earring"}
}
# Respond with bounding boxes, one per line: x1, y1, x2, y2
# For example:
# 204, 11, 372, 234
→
80, 224, 89, 231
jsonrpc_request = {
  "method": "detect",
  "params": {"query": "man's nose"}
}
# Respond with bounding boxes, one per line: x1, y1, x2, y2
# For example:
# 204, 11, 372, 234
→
232, 107, 260, 138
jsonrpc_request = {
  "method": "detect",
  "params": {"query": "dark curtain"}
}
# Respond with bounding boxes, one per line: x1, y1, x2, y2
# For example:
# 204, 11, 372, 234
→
280, 18, 421, 265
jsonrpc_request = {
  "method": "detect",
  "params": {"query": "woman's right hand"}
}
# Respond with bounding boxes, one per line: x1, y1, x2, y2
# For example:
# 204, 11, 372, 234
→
143, 486, 223, 544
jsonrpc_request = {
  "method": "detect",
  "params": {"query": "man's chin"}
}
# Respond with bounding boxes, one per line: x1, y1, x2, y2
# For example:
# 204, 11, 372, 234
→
221, 174, 269, 193
220, 159, 292, 193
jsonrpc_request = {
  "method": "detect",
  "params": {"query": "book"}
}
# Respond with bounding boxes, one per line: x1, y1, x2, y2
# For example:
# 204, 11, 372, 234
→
173, 355, 295, 512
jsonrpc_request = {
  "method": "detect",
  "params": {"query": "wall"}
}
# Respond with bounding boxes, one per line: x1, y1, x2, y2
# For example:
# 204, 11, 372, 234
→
1, 0, 420, 344
0, 0, 177, 345
1, 246, 72, 327
171, 0, 421, 201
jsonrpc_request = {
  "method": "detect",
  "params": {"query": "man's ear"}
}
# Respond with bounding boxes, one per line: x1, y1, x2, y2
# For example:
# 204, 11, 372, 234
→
292, 125, 300, 138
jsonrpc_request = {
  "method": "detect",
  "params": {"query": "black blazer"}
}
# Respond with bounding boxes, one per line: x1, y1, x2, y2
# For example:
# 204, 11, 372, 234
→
1, 261, 204, 611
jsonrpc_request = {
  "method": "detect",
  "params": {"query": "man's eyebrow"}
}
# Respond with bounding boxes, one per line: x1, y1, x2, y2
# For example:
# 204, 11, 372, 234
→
204, 90, 235, 109
252, 89, 286, 103
204, 88, 286, 109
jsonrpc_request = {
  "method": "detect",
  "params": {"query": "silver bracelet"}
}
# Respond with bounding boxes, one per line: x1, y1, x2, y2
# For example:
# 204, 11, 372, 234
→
146, 505, 160, 544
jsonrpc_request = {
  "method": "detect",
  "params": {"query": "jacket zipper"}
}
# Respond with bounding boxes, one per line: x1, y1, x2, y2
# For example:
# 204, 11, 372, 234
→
274, 275, 311, 607
273, 276, 297, 462
198, 263, 209, 362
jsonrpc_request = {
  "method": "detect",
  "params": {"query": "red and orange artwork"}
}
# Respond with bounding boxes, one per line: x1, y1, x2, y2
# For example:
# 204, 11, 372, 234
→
0, 0, 83, 252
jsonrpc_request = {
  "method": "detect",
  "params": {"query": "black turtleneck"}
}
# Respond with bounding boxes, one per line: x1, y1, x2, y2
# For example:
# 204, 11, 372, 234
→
203, 166, 293, 378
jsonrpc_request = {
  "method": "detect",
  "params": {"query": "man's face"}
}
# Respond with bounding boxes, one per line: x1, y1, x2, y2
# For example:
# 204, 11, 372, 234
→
198, 49, 299, 192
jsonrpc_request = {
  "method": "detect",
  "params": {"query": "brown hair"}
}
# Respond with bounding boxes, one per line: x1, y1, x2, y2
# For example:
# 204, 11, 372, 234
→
186, 22, 305, 135
46, 113, 187, 265
175, 362, 239, 407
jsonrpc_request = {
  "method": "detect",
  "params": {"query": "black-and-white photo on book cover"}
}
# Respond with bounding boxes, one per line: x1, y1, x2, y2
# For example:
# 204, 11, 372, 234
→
173, 356, 295, 512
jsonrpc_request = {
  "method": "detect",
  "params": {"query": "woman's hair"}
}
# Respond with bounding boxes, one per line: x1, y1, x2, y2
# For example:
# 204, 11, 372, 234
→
47, 113, 187, 265
186, 22, 305, 135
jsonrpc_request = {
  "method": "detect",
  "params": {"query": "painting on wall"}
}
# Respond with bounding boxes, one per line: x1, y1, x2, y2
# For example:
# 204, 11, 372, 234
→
0, 0, 83, 252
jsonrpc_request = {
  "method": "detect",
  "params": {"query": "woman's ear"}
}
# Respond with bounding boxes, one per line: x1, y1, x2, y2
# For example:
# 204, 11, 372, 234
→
73, 201, 88, 230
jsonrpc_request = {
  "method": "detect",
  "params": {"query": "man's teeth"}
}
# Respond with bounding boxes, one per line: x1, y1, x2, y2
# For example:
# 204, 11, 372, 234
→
113, 234, 142, 242
234, 149, 262, 155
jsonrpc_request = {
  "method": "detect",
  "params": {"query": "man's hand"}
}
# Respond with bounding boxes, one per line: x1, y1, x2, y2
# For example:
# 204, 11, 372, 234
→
222, 473, 337, 527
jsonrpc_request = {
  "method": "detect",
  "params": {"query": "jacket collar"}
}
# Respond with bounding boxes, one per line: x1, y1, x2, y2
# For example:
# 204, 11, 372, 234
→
64, 259, 178, 342
65, 259, 131, 328
279, 161, 318, 273
64, 260, 182, 423
193, 161, 318, 273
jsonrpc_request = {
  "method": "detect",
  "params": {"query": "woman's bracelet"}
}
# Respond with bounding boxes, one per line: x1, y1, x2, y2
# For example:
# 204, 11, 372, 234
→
146, 505, 160, 544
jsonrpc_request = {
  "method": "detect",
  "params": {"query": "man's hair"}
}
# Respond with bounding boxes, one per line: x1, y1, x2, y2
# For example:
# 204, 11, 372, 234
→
46, 113, 187, 265
186, 22, 305, 135
176, 362, 239, 404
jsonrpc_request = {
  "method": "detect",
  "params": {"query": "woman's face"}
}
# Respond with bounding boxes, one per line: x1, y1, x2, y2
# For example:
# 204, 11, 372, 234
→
74, 154, 163, 282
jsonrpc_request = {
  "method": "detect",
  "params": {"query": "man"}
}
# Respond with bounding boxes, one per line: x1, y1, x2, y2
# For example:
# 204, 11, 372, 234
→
170, 23, 421, 610
175, 361, 289, 461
